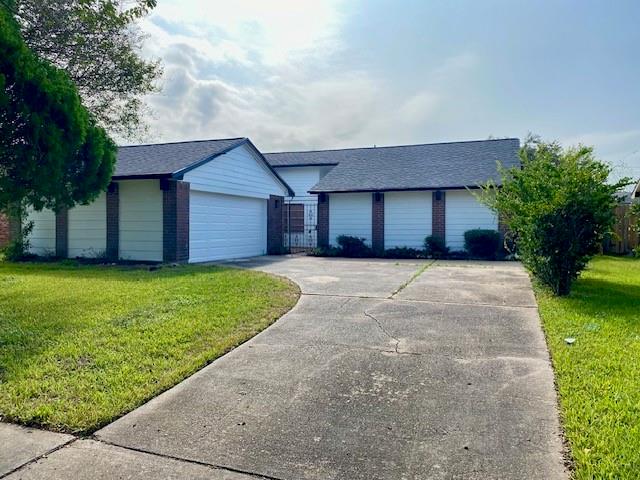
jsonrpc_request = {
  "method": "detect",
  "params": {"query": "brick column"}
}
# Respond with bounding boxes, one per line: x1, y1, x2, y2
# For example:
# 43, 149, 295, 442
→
161, 179, 190, 263
267, 195, 284, 254
55, 208, 69, 258
106, 182, 119, 261
372, 192, 384, 254
317, 193, 329, 248
432, 190, 446, 242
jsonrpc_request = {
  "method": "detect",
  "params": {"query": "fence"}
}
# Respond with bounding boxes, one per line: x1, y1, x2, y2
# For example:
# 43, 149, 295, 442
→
604, 205, 638, 254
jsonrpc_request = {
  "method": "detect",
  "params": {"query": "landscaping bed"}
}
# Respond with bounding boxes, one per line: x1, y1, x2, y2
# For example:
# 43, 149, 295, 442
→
0, 261, 299, 434
536, 256, 640, 478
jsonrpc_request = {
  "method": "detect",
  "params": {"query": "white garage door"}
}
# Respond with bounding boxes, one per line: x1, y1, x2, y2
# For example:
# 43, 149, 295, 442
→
445, 190, 497, 250
189, 191, 267, 263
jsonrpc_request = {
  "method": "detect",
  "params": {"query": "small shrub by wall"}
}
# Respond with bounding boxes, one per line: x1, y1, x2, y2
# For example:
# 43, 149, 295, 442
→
464, 229, 501, 259
424, 235, 449, 259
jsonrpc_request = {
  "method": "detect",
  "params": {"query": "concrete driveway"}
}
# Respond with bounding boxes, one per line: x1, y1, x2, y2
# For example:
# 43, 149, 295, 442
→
4, 257, 566, 479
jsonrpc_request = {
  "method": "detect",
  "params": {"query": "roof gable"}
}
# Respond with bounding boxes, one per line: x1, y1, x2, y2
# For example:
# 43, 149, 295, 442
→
115, 138, 246, 178
113, 137, 293, 196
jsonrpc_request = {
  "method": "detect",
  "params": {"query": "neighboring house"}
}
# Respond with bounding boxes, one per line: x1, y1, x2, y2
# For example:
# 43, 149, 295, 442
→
632, 179, 640, 200
20, 138, 292, 263
266, 138, 520, 252
8, 136, 520, 262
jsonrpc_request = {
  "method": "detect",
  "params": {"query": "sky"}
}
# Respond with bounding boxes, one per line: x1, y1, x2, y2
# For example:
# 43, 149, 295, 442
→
137, 0, 640, 182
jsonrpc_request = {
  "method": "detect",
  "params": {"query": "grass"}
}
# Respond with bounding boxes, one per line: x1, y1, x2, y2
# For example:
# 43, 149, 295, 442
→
535, 255, 640, 479
0, 261, 299, 434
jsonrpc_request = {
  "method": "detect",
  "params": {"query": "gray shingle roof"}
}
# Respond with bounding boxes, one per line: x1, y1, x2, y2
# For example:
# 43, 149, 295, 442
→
115, 137, 246, 178
265, 138, 520, 193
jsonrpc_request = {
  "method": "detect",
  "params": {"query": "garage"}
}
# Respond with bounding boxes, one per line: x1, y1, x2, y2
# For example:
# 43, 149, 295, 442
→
189, 191, 267, 263
23, 137, 293, 263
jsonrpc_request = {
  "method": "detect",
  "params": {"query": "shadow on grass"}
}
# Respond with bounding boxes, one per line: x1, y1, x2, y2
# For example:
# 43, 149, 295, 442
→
0, 260, 232, 283
556, 276, 640, 321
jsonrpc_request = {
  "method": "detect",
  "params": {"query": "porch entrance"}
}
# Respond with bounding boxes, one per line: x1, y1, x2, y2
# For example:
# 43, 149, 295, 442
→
283, 199, 317, 252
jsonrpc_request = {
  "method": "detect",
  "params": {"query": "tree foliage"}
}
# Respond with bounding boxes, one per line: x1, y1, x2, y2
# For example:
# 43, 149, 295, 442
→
0, 5, 116, 215
479, 136, 631, 295
14, 0, 161, 139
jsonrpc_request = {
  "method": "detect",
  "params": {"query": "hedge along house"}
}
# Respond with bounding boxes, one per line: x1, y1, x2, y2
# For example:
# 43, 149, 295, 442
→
22, 138, 293, 263
265, 138, 520, 254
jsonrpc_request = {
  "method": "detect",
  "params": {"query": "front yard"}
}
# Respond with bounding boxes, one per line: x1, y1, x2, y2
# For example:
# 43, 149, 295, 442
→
0, 261, 299, 434
536, 256, 640, 479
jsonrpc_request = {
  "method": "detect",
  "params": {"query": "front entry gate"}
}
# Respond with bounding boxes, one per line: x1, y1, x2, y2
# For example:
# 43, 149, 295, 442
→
283, 199, 317, 252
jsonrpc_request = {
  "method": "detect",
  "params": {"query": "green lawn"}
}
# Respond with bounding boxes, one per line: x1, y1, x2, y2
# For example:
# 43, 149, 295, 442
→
536, 256, 640, 479
0, 261, 299, 434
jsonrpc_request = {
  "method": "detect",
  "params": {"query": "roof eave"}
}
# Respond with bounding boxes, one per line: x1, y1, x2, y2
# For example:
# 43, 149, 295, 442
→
112, 173, 172, 180
308, 185, 497, 194
271, 163, 339, 168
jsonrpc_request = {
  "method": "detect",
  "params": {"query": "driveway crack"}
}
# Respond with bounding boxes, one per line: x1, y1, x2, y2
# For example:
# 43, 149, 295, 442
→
389, 260, 435, 298
364, 310, 401, 354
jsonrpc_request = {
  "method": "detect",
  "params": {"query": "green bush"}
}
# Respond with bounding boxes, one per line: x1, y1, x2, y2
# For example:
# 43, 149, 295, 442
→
336, 235, 372, 257
383, 247, 424, 259
0, 219, 33, 261
424, 235, 449, 258
464, 229, 501, 259
309, 246, 341, 257
477, 136, 631, 295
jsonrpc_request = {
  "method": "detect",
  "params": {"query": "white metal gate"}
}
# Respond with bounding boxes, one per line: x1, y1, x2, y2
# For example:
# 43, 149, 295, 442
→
283, 199, 317, 252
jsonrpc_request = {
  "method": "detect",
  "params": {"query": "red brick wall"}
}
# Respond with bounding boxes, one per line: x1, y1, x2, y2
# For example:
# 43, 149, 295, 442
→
267, 195, 284, 254
162, 179, 190, 263
372, 192, 384, 254
0, 213, 9, 247
432, 191, 446, 241
317, 193, 329, 248
106, 183, 119, 260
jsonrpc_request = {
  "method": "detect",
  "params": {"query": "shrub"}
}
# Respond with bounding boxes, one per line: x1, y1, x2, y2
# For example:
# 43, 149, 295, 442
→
447, 250, 470, 260
309, 246, 341, 257
336, 235, 372, 257
383, 247, 424, 259
0, 219, 33, 261
424, 235, 449, 258
464, 229, 501, 259
477, 136, 632, 295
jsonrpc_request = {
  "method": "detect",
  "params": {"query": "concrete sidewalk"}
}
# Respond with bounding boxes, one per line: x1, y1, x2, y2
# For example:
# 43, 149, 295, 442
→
2, 257, 566, 479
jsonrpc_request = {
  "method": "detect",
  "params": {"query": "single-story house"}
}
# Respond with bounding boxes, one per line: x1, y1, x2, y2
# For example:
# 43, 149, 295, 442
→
267, 138, 520, 252
6, 137, 520, 262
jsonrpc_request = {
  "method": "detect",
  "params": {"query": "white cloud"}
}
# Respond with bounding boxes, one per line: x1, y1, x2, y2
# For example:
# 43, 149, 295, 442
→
136, 1, 480, 152
561, 129, 640, 182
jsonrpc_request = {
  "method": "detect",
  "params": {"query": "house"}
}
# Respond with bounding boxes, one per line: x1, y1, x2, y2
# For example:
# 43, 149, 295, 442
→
632, 179, 640, 200
267, 138, 520, 253
7, 137, 520, 262
21, 138, 293, 263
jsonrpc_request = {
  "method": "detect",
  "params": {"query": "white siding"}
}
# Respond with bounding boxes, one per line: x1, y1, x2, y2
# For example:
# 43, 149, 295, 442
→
68, 193, 106, 258
384, 191, 432, 249
26, 208, 55, 256
329, 193, 372, 246
184, 143, 288, 198
445, 190, 498, 250
189, 191, 267, 263
119, 180, 163, 262
274, 166, 321, 202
